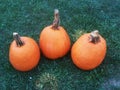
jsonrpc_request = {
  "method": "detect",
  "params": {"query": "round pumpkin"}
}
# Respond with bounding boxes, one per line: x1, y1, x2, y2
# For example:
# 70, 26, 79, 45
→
9, 33, 40, 71
39, 9, 71, 60
71, 30, 107, 70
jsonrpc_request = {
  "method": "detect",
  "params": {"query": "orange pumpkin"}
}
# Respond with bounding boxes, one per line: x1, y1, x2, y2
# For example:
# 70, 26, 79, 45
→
71, 30, 107, 70
9, 33, 40, 71
39, 9, 71, 60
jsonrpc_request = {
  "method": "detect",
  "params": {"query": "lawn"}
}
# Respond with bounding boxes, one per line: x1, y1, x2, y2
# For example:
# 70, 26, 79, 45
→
0, 0, 120, 90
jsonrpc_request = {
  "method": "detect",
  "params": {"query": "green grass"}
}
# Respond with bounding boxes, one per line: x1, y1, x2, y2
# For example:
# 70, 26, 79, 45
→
0, 0, 120, 90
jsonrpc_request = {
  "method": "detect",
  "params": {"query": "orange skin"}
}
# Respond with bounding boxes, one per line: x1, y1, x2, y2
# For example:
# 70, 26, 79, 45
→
9, 37, 40, 71
71, 33, 106, 70
39, 25, 71, 60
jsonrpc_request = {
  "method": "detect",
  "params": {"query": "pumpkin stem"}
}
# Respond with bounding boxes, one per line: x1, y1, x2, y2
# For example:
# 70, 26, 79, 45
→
52, 9, 60, 29
13, 32, 24, 47
89, 30, 100, 44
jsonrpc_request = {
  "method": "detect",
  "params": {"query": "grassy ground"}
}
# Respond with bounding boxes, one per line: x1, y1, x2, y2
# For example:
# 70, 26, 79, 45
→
0, 0, 120, 90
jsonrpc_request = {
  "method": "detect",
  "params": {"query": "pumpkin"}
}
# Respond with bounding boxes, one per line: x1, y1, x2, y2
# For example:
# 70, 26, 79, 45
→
71, 30, 106, 70
9, 33, 40, 71
39, 9, 71, 60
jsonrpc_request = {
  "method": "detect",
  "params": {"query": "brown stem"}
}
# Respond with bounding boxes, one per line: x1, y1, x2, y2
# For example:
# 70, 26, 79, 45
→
89, 30, 100, 44
52, 9, 60, 29
13, 32, 24, 47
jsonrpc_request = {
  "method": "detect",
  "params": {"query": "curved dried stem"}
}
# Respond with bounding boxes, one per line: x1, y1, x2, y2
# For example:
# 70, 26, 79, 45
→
13, 32, 24, 47
52, 9, 60, 29
89, 30, 100, 44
